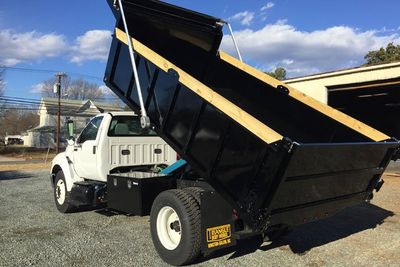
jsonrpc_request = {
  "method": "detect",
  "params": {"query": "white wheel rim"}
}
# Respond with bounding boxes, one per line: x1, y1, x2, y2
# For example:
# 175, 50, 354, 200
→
55, 179, 66, 205
156, 206, 181, 250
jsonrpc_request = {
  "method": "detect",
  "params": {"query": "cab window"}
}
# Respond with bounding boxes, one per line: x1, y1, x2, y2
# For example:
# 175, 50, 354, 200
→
77, 116, 103, 144
108, 116, 157, 136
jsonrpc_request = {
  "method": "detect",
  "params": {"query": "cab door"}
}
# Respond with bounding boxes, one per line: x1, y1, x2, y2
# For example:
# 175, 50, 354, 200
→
73, 116, 103, 179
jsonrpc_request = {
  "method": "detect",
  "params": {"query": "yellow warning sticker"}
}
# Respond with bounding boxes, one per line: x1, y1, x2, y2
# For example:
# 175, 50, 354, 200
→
206, 224, 232, 248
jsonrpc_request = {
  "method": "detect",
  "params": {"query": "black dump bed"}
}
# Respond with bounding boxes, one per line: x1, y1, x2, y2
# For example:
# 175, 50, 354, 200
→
104, 0, 400, 231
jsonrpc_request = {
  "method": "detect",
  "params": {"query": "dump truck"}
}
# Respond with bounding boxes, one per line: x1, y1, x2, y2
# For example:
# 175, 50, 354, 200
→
53, 0, 400, 265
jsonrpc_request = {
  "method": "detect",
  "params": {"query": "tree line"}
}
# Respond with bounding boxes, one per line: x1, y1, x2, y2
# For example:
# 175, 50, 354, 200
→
364, 42, 400, 65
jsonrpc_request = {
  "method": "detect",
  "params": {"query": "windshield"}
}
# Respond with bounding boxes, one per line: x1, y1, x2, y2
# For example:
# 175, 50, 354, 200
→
108, 116, 157, 137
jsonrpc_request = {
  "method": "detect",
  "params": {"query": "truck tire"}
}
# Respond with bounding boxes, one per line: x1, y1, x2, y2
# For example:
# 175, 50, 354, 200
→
182, 187, 204, 205
53, 171, 75, 213
150, 189, 201, 266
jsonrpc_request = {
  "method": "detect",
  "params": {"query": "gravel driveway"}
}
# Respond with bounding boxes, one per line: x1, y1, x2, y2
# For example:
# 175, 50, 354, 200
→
0, 169, 399, 267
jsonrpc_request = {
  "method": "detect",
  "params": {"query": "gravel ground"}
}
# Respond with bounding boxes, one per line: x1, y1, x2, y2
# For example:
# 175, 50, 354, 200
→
0, 169, 399, 267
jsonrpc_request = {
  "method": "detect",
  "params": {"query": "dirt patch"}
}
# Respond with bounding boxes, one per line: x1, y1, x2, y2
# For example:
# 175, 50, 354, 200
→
0, 146, 59, 161
0, 162, 51, 172
2, 151, 56, 161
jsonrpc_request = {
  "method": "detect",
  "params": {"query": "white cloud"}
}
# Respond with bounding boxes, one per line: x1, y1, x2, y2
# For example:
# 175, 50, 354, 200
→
261, 2, 275, 11
0, 28, 113, 66
30, 83, 45, 94
71, 30, 112, 64
221, 21, 400, 77
0, 30, 67, 66
260, 2, 275, 21
229, 11, 255, 26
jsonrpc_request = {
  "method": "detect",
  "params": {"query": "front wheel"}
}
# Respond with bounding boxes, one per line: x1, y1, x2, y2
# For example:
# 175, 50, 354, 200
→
53, 171, 75, 213
150, 189, 201, 266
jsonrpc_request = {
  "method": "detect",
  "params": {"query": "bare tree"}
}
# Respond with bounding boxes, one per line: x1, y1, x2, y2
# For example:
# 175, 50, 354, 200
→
39, 76, 104, 100
0, 69, 6, 119
0, 68, 4, 97
67, 79, 104, 100
0, 109, 39, 137
38, 76, 71, 98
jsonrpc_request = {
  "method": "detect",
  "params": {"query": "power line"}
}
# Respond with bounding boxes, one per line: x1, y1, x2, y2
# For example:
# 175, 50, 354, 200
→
0, 95, 125, 112
0, 105, 122, 113
0, 97, 124, 113
0, 104, 123, 112
0, 107, 99, 112
0, 96, 122, 107
0, 66, 104, 81
0, 94, 122, 101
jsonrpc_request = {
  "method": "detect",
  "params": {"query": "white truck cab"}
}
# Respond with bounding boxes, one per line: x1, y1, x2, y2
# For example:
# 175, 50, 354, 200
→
50, 111, 176, 212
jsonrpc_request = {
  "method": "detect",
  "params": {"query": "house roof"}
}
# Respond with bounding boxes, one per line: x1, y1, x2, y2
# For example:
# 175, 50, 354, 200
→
39, 97, 123, 117
28, 125, 55, 132
285, 61, 400, 84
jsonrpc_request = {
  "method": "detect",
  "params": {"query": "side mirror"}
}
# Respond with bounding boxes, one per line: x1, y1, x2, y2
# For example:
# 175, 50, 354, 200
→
67, 137, 75, 146
67, 120, 75, 140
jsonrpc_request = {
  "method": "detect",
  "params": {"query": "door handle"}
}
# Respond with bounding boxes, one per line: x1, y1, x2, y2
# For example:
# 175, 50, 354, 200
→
154, 149, 162, 154
73, 145, 81, 151
121, 150, 130, 155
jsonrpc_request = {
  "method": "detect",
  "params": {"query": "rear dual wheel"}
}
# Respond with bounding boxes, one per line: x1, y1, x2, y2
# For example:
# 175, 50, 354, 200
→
150, 189, 202, 266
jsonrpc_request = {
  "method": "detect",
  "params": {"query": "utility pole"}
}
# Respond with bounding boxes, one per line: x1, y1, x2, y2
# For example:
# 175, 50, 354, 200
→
54, 72, 66, 154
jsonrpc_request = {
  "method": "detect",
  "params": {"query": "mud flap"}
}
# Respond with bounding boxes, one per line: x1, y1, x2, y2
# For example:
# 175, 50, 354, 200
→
200, 191, 236, 253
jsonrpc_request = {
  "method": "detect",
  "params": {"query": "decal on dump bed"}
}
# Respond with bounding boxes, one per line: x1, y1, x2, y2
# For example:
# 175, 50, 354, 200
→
206, 224, 231, 248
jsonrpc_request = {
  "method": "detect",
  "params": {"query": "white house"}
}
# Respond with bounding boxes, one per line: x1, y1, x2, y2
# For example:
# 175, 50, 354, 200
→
24, 97, 123, 148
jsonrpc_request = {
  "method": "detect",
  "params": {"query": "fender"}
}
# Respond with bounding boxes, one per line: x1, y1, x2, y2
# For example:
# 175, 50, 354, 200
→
50, 152, 84, 191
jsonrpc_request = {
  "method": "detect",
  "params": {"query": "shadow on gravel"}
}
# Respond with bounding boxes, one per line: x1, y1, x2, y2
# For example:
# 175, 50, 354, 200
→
69, 206, 127, 217
65, 205, 129, 216
200, 203, 393, 263
259, 203, 393, 254
95, 208, 126, 217
0, 171, 36, 181
66, 205, 109, 214
94, 208, 147, 217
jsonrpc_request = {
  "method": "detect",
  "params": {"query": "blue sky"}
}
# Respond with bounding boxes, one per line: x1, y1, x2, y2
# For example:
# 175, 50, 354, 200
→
1, 0, 400, 99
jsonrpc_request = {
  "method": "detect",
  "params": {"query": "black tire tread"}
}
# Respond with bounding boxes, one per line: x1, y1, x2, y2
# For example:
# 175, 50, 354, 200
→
171, 189, 201, 264
182, 187, 204, 206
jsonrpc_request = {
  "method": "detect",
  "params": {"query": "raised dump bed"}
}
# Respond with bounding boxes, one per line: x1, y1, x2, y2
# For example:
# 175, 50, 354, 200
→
104, 0, 400, 264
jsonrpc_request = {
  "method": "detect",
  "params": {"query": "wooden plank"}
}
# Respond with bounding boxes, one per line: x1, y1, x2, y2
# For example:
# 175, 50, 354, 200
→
219, 51, 390, 142
115, 28, 283, 144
